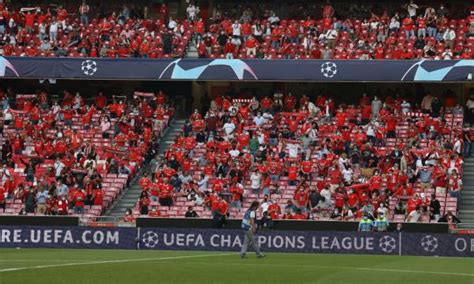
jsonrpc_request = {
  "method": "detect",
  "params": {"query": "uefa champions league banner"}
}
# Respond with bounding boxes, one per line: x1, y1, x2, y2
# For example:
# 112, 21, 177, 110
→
0, 57, 472, 81
0, 225, 137, 249
1, 226, 472, 257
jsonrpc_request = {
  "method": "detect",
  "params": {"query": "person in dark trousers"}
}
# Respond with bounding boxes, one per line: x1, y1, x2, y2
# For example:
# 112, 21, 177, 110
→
240, 201, 265, 259
429, 194, 441, 221
139, 191, 150, 215
185, 206, 199, 218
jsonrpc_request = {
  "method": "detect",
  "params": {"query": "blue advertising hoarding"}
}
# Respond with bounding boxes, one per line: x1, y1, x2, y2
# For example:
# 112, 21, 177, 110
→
0, 226, 472, 257
0, 57, 472, 82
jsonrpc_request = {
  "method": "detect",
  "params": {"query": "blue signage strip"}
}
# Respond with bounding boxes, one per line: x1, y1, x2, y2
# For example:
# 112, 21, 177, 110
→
0, 57, 472, 81
0, 226, 472, 257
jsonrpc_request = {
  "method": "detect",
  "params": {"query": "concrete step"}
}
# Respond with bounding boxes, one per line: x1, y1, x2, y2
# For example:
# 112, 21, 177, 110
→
105, 119, 186, 218
186, 51, 198, 58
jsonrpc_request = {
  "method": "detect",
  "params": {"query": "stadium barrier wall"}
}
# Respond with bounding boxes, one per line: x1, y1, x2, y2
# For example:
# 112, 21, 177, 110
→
0, 57, 472, 81
0, 216, 79, 226
136, 218, 449, 233
0, 226, 472, 257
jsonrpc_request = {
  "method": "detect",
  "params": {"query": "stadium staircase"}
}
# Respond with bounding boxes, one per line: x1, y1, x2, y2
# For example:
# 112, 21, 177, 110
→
458, 157, 474, 228
105, 119, 186, 219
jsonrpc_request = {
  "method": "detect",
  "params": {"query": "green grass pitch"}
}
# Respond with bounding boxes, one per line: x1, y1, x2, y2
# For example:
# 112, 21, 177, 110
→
0, 249, 472, 284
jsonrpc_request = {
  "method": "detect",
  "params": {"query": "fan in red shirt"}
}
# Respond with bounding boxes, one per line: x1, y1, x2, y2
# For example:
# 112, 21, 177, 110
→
287, 163, 299, 185
148, 206, 162, 217
212, 195, 228, 228
92, 188, 103, 207
260, 96, 273, 111
368, 169, 382, 192
294, 185, 309, 209
159, 181, 174, 207
57, 196, 69, 215
300, 158, 313, 176
73, 190, 86, 214
284, 93, 297, 111
347, 188, 359, 211
268, 202, 281, 219
229, 182, 243, 208
334, 188, 346, 210
406, 194, 422, 214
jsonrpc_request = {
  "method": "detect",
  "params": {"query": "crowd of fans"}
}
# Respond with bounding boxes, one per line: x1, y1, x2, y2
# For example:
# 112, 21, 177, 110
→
197, 1, 474, 59
0, 2, 191, 58
134, 89, 465, 226
0, 89, 173, 219
0, 1, 472, 59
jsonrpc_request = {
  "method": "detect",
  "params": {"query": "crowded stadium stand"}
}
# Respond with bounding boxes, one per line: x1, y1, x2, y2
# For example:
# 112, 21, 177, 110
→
0, 1, 472, 59
131, 91, 465, 225
0, 90, 173, 224
0, 0, 472, 229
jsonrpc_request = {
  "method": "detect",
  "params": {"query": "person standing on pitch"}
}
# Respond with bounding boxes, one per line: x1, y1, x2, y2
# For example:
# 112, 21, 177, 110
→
240, 201, 265, 258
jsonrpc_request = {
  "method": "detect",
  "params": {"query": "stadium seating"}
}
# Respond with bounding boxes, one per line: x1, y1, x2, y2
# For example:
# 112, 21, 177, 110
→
0, 2, 472, 59
0, 91, 172, 223
134, 93, 465, 223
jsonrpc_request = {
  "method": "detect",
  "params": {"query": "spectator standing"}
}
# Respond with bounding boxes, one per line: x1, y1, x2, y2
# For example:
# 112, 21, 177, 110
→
73, 189, 86, 214
79, 0, 90, 25
139, 191, 150, 215
407, 0, 419, 19
442, 27, 456, 50
186, 4, 198, 22
250, 172, 262, 194
429, 194, 441, 221
49, 17, 59, 42
35, 187, 49, 214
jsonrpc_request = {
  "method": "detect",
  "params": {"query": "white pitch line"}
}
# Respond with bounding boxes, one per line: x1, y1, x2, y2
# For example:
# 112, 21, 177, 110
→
0, 253, 233, 273
167, 260, 474, 278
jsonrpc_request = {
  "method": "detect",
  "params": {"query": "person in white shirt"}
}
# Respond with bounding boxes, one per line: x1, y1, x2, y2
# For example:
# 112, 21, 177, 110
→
308, 101, 320, 116
253, 112, 266, 127
38, 23, 47, 40
252, 23, 262, 39
421, 93, 433, 113
453, 138, 462, 155
389, 17, 400, 33
197, 174, 209, 192
406, 207, 421, 222
407, 0, 419, 18
49, 19, 59, 42
232, 20, 241, 37
168, 17, 177, 30
1, 165, 10, 184
342, 165, 353, 184
223, 120, 236, 139
229, 147, 240, 158
318, 187, 333, 212
441, 48, 453, 60
442, 28, 455, 50
325, 28, 338, 49
54, 158, 65, 178
268, 12, 280, 25
250, 172, 262, 194
3, 107, 12, 124
287, 143, 299, 158
186, 4, 198, 21
377, 202, 388, 217
100, 117, 111, 138
400, 100, 411, 114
